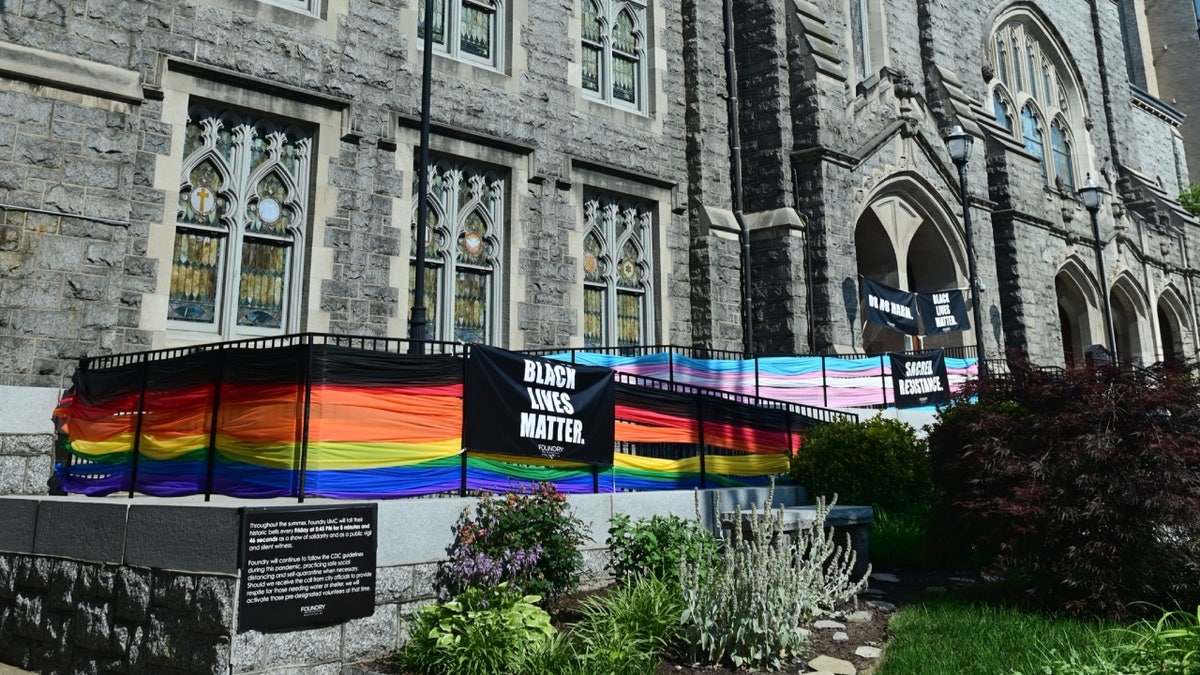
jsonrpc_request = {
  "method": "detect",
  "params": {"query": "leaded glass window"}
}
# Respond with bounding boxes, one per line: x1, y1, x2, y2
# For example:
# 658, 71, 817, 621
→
170, 105, 311, 338
850, 0, 869, 82
419, 0, 502, 68
411, 159, 505, 343
989, 16, 1082, 190
1051, 119, 1075, 190
580, 0, 647, 112
582, 191, 653, 348
1021, 104, 1047, 183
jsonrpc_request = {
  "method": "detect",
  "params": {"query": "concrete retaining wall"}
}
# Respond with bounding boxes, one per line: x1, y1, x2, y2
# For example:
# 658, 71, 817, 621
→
0, 487, 805, 674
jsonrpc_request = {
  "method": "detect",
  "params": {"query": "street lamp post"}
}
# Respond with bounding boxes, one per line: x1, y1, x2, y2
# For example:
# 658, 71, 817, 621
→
1078, 174, 1116, 357
946, 125, 987, 374
408, 0, 437, 354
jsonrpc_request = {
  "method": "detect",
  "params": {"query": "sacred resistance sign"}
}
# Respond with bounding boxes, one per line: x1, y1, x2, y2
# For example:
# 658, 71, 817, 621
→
888, 349, 951, 408
463, 345, 615, 464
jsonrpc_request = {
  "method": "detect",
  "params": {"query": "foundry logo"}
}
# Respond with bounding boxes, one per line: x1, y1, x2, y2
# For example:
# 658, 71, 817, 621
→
300, 604, 326, 617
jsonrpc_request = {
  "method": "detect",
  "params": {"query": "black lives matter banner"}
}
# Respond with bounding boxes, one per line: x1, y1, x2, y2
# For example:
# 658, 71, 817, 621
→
889, 350, 951, 408
238, 504, 377, 632
917, 289, 970, 334
862, 277, 921, 335
463, 345, 615, 465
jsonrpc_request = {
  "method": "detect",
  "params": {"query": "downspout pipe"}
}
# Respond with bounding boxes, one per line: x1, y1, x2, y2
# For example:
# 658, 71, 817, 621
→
723, 0, 754, 357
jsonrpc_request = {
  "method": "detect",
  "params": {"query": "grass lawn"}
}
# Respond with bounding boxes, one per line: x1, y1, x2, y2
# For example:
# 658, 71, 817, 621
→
875, 597, 1116, 675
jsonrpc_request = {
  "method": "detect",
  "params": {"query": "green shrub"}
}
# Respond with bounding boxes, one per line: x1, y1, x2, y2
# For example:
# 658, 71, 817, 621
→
927, 360, 1200, 619
442, 482, 588, 598
679, 488, 869, 670
790, 415, 931, 516
395, 583, 554, 675
606, 513, 717, 586
869, 506, 931, 570
522, 576, 684, 675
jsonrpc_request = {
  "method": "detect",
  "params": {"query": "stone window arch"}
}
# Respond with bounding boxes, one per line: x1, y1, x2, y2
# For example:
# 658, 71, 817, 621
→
170, 104, 311, 339
988, 12, 1087, 191
582, 191, 654, 348
410, 157, 506, 343
581, 0, 648, 112
419, 0, 506, 70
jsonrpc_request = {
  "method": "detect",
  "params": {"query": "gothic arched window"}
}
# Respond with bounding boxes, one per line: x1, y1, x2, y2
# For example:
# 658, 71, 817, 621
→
418, 0, 504, 69
581, 0, 647, 112
988, 15, 1084, 191
582, 192, 653, 348
410, 159, 505, 343
170, 105, 311, 338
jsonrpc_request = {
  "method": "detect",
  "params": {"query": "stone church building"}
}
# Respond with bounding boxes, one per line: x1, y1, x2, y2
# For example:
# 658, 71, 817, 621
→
0, 0, 1195, 490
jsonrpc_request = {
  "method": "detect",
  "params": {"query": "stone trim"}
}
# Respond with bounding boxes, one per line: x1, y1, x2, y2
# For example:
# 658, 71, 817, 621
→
0, 43, 142, 104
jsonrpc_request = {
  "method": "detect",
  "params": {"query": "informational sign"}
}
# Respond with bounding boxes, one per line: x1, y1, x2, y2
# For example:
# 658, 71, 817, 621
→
889, 349, 951, 408
238, 504, 377, 632
862, 277, 921, 335
463, 345, 615, 465
917, 289, 970, 334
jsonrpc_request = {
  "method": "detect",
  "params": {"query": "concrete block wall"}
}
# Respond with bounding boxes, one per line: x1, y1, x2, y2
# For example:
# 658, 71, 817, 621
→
0, 486, 805, 674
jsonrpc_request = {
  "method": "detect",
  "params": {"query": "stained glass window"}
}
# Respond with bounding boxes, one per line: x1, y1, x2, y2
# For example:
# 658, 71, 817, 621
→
170, 105, 311, 338
1051, 119, 1075, 190
989, 17, 1080, 190
1021, 105, 1047, 183
582, 191, 653, 348
581, 1, 646, 111
850, 0, 871, 82
411, 159, 504, 343
419, 0, 501, 69
993, 91, 1013, 132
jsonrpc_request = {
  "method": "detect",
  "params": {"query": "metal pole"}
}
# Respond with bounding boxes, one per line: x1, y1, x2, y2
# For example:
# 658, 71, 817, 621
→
956, 159, 987, 376
409, 0, 437, 354
1089, 206, 1117, 355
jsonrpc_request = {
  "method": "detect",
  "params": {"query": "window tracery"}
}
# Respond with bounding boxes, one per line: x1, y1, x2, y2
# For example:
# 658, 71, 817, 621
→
581, 0, 647, 112
582, 192, 653, 348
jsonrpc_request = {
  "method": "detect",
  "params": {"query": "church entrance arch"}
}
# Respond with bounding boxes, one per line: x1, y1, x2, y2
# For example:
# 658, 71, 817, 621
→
1054, 259, 1100, 368
853, 185, 968, 355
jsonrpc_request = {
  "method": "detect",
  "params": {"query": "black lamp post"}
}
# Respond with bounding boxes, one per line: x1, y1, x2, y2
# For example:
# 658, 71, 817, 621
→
946, 125, 986, 373
408, 0, 437, 354
1079, 174, 1116, 357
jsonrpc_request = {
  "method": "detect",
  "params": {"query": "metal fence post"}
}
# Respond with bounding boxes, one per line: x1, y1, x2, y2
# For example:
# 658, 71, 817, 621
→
297, 338, 315, 503
203, 350, 225, 502
696, 395, 707, 490
127, 358, 149, 499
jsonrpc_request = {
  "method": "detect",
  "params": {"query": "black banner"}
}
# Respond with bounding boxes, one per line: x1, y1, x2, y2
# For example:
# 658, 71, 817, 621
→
889, 350, 951, 408
463, 345, 615, 465
917, 289, 970, 334
862, 277, 921, 335
238, 504, 377, 632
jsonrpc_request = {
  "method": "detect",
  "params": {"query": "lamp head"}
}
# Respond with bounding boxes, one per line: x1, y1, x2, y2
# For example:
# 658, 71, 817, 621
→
1078, 173, 1104, 212
946, 125, 973, 165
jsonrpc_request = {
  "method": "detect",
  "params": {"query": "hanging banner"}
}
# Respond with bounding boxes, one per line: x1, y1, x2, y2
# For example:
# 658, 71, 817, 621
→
862, 277, 921, 335
463, 345, 615, 465
889, 349, 951, 408
917, 289, 970, 334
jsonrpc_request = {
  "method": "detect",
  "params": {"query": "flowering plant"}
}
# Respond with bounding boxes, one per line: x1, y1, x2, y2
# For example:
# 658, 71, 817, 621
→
441, 482, 588, 598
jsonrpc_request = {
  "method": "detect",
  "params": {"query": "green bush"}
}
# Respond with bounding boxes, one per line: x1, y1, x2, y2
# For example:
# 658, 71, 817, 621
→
790, 415, 931, 516
523, 576, 684, 675
606, 513, 717, 586
442, 482, 589, 598
927, 361, 1200, 619
869, 507, 931, 570
679, 488, 868, 670
395, 583, 554, 675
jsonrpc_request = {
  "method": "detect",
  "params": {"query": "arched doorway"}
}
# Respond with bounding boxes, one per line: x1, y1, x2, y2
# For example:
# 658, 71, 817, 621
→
853, 187, 967, 354
1110, 274, 1150, 365
855, 207, 903, 354
1054, 259, 1100, 368
1156, 286, 1190, 363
